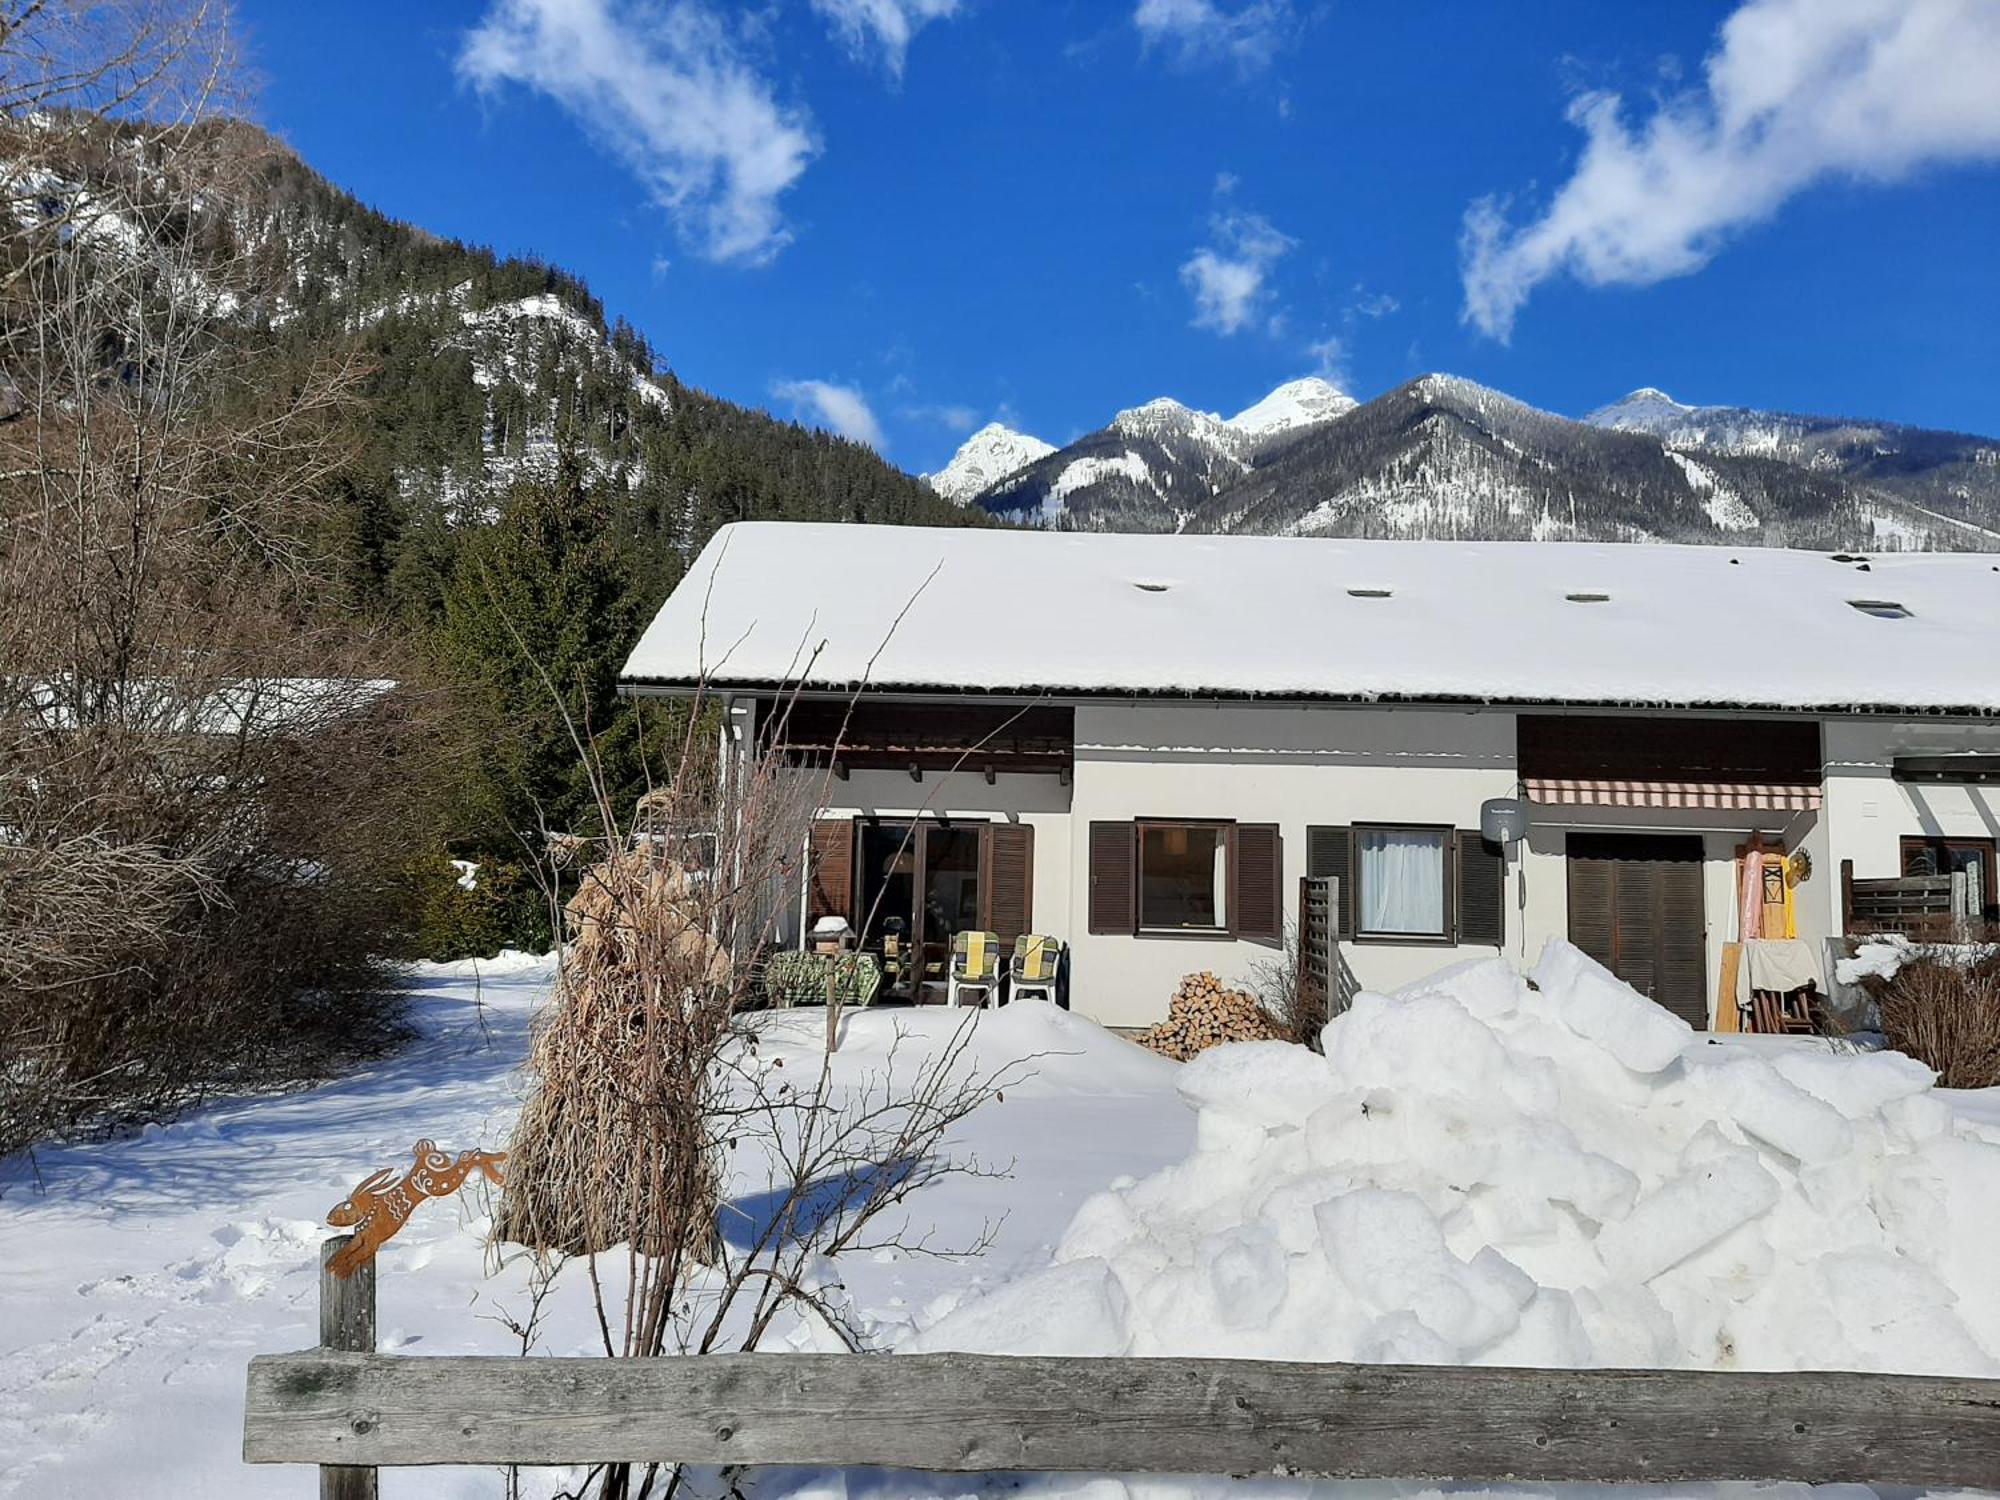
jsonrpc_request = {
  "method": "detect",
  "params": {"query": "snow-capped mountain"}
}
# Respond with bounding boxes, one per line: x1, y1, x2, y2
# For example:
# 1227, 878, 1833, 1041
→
923, 423, 1054, 504
975, 383, 1353, 532
1226, 376, 1357, 445
963, 373, 2000, 549
978, 396, 1260, 532
1585, 387, 2000, 543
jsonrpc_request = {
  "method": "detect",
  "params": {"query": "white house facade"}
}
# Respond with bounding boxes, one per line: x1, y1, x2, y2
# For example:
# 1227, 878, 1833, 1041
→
621, 523, 2000, 1030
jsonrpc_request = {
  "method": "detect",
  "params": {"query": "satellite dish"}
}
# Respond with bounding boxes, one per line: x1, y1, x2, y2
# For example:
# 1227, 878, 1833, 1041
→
1480, 797, 1527, 846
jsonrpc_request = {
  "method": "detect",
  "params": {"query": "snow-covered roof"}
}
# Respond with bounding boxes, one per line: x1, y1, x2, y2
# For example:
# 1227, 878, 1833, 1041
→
620, 523, 2000, 714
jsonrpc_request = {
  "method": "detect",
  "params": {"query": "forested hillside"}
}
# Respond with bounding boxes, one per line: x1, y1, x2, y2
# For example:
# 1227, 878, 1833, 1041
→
228, 127, 980, 944
0, 20, 978, 1152
230, 138, 975, 603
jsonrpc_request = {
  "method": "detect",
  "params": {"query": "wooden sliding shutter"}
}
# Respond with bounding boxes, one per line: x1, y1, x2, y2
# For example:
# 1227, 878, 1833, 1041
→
1306, 825, 1355, 937
1088, 821, 1135, 934
807, 818, 855, 925
1568, 834, 1707, 1028
982, 824, 1036, 948
1455, 830, 1505, 947
1234, 824, 1283, 943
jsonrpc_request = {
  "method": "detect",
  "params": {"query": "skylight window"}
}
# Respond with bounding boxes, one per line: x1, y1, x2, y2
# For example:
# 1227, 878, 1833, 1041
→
1848, 599, 1912, 620
1131, 580, 1171, 593
1565, 592, 1611, 604
1347, 587, 1393, 599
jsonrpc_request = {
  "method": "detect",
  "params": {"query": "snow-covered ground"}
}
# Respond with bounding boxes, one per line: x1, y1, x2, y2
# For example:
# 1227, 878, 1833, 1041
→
4, 944, 1999, 1500
0, 954, 1189, 1498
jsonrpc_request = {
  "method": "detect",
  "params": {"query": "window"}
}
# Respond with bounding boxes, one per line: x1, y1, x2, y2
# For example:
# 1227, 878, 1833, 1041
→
1138, 821, 1229, 932
1901, 836, 1997, 920
1356, 825, 1451, 939
1848, 599, 1912, 619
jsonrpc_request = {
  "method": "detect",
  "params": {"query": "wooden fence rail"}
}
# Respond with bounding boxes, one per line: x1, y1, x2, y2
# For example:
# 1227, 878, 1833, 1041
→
244, 1235, 2000, 1491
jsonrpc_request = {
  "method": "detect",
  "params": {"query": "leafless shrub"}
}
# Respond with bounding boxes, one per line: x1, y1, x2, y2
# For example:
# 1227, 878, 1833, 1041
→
493, 644, 1024, 1499
1245, 918, 1327, 1049
1873, 949, 2000, 1090
0, 1, 446, 1155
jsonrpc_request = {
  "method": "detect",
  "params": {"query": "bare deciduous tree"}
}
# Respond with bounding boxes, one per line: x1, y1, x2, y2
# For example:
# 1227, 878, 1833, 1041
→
0, 1, 444, 1155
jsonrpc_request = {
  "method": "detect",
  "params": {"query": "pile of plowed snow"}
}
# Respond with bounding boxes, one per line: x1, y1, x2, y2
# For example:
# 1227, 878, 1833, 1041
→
912, 942, 2000, 1376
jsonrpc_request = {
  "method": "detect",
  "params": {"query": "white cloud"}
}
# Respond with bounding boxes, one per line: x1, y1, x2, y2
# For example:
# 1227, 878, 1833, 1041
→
900, 402, 980, 432
458, 0, 818, 265
1350, 287, 1399, 319
771, 378, 886, 450
812, 0, 960, 77
1462, 0, 2000, 340
1134, 0, 1295, 76
1305, 333, 1348, 387
1180, 209, 1294, 335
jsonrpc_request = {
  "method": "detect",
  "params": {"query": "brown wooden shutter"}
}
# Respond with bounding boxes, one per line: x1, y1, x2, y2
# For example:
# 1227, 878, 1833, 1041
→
1087, 821, 1135, 935
982, 823, 1036, 948
1657, 860, 1708, 1028
1234, 824, 1282, 943
1306, 825, 1354, 937
807, 818, 855, 925
1566, 843, 1617, 973
1455, 830, 1504, 947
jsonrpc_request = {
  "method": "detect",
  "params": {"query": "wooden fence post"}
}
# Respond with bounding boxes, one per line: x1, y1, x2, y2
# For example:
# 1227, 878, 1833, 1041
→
318, 1235, 378, 1500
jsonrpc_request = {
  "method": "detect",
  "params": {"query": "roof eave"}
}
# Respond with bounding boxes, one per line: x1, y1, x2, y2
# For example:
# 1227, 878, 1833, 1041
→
615, 675, 2000, 720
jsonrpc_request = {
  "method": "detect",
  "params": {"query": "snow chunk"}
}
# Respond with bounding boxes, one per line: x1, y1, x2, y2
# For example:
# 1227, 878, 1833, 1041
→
1532, 939, 1693, 1073
1596, 1148, 1779, 1284
907, 1258, 1130, 1356
1175, 1039, 1340, 1132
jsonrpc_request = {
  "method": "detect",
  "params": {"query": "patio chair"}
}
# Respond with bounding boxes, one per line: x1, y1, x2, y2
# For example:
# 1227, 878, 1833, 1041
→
1008, 934, 1063, 1006
946, 929, 1001, 1009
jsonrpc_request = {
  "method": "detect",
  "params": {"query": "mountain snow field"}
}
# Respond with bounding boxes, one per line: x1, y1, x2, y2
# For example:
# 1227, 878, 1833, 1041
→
4, 943, 2000, 1499
925, 422, 1058, 504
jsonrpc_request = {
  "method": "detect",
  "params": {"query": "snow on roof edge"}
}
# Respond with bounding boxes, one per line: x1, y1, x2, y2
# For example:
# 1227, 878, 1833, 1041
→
619, 522, 2000, 717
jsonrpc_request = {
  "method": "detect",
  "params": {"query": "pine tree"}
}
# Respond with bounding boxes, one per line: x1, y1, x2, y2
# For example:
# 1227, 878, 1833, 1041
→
434, 453, 653, 858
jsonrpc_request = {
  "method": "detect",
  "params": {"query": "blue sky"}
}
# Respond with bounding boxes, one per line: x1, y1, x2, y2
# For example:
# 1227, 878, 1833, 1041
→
244, 0, 2000, 472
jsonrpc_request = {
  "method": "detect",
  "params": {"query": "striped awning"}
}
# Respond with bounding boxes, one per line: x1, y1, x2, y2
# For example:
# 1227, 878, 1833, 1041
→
1525, 777, 1822, 812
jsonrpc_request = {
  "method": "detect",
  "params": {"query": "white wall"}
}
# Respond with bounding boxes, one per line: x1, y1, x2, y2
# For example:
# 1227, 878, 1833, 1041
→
1823, 718, 2000, 886
1066, 702, 1518, 1027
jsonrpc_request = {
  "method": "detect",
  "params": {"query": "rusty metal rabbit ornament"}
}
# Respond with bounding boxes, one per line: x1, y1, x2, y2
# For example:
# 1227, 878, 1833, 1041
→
324, 1139, 508, 1278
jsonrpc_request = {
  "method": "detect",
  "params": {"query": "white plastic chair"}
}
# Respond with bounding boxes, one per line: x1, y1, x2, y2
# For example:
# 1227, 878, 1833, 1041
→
946, 929, 1001, 1008
1008, 934, 1062, 1005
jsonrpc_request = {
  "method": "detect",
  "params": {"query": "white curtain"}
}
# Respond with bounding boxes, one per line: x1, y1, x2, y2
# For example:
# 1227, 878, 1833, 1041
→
1360, 828, 1445, 934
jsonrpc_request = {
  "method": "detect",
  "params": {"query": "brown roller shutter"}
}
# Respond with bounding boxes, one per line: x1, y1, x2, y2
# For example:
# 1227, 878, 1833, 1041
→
982, 823, 1036, 948
1306, 825, 1354, 937
1567, 833, 1707, 1029
807, 818, 855, 926
1656, 860, 1708, 1028
1088, 821, 1135, 935
1455, 830, 1505, 947
1234, 824, 1283, 943
1566, 841, 1618, 972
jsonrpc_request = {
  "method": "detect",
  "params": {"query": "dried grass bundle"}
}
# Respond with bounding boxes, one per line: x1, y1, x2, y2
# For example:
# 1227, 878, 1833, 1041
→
496, 840, 732, 1260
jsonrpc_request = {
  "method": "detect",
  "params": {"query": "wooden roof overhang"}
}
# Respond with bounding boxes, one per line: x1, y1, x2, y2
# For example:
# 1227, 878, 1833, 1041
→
759, 699, 1074, 779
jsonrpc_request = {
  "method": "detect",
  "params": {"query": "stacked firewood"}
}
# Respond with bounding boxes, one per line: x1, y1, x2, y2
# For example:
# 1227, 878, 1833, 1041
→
1134, 971, 1286, 1061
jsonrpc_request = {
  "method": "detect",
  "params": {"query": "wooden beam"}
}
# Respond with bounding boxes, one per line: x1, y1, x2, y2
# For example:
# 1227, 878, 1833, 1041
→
314, 1237, 377, 1500
244, 1351, 2000, 1486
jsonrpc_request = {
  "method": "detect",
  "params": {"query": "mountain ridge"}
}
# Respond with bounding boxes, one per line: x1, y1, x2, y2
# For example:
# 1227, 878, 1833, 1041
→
959, 372, 2000, 550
